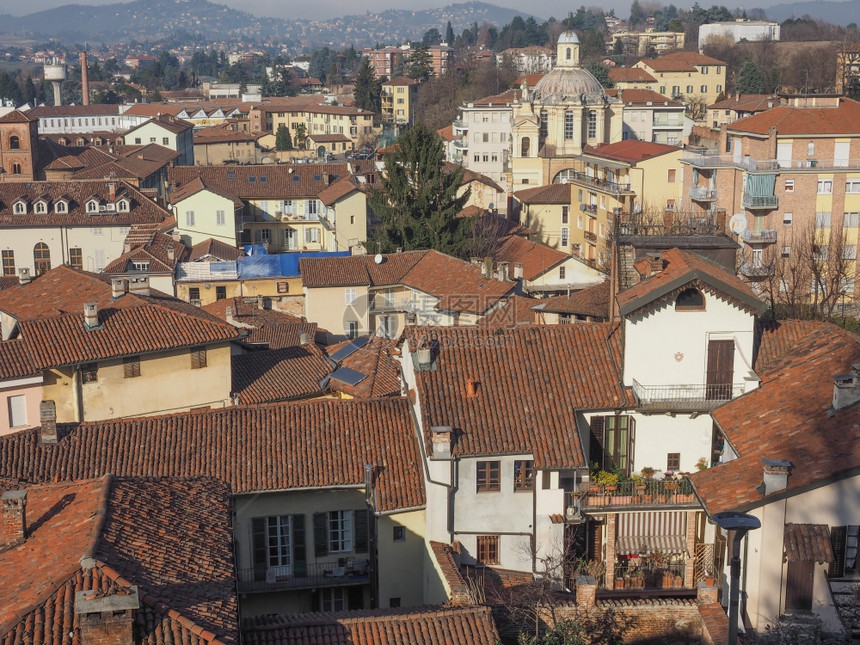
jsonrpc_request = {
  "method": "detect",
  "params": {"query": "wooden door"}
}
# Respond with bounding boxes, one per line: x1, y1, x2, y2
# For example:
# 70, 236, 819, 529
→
785, 560, 814, 611
706, 340, 734, 400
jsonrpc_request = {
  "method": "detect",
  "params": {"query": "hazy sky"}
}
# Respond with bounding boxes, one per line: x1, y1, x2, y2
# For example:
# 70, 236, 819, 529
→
11, 0, 791, 22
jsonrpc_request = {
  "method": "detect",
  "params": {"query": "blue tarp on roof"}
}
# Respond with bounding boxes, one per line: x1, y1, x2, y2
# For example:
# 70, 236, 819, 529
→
237, 250, 350, 279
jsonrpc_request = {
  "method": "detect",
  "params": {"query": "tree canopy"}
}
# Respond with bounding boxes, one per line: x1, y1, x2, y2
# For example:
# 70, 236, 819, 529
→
353, 57, 382, 112
368, 123, 472, 257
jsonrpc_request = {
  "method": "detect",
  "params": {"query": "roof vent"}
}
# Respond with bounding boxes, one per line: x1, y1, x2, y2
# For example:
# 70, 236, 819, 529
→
430, 425, 452, 460
111, 278, 127, 299
17, 268, 31, 285
83, 303, 100, 330
832, 364, 860, 412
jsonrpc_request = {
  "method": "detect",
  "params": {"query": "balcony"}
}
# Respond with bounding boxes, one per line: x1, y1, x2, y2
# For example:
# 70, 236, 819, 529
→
369, 296, 414, 312
584, 230, 597, 243
452, 119, 467, 132
688, 186, 717, 201
572, 478, 699, 511
739, 262, 775, 278
452, 137, 468, 150
740, 229, 777, 244
743, 194, 778, 210
581, 203, 597, 215
632, 379, 744, 411
237, 559, 370, 593
565, 170, 632, 193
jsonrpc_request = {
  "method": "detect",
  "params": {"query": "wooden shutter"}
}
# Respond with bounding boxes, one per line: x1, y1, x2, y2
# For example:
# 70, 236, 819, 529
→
191, 347, 207, 369
292, 514, 307, 577
313, 512, 328, 557
354, 509, 369, 554
785, 560, 814, 611
251, 517, 267, 581
706, 340, 734, 399
831, 526, 847, 578
589, 416, 605, 470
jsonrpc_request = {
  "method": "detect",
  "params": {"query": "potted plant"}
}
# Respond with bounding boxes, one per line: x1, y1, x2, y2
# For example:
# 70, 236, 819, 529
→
595, 470, 620, 490
641, 466, 655, 478
695, 457, 709, 471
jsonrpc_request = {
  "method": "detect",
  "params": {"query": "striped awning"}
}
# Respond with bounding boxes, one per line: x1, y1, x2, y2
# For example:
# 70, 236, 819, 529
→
616, 511, 687, 555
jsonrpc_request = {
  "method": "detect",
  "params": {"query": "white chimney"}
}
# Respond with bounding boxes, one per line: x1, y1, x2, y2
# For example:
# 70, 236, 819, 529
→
18, 268, 31, 285
832, 364, 860, 412
417, 347, 432, 370
496, 261, 509, 282
513, 262, 524, 280
167, 247, 176, 262
299, 331, 311, 346
83, 303, 99, 329
430, 425, 452, 460
482, 257, 492, 279
761, 458, 791, 495
111, 278, 127, 299
128, 276, 150, 297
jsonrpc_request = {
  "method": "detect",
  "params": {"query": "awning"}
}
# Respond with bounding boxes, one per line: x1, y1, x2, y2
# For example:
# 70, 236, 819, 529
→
617, 535, 686, 555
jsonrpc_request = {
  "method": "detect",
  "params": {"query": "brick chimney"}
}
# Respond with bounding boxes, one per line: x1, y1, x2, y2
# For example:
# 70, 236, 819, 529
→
1, 489, 27, 546
832, 364, 860, 411
79, 51, 90, 106
663, 208, 674, 232
128, 276, 150, 297
465, 378, 480, 398
108, 182, 116, 203
496, 261, 509, 282
715, 208, 727, 232
430, 426, 452, 459
83, 303, 99, 329
18, 268, 31, 285
111, 278, 127, 299
40, 400, 58, 444
75, 586, 140, 645
762, 458, 791, 495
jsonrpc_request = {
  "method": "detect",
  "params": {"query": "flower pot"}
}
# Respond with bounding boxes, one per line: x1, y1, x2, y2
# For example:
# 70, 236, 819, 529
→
615, 578, 625, 589
704, 576, 715, 586
605, 485, 618, 492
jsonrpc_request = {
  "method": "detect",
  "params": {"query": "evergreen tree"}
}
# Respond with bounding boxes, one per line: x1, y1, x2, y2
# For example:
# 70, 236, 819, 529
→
585, 61, 614, 88
406, 44, 432, 82
275, 123, 292, 150
368, 123, 472, 257
736, 61, 766, 94
22, 75, 37, 104
445, 21, 455, 45
629, 0, 645, 26
294, 123, 307, 149
354, 57, 381, 113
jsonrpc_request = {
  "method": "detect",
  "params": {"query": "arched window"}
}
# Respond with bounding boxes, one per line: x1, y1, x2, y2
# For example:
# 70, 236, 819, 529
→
34, 243, 51, 275
11, 163, 21, 175
675, 288, 705, 311
9, 136, 19, 150
521, 137, 530, 157
566, 47, 571, 60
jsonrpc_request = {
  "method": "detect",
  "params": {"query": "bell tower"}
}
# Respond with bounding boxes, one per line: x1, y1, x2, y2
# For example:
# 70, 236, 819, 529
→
0, 110, 40, 182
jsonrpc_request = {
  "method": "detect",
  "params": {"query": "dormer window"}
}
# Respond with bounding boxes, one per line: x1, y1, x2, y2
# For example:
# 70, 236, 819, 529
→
55, 200, 68, 213
34, 200, 47, 214
13, 201, 26, 215
117, 199, 129, 212
86, 200, 99, 213
675, 288, 705, 311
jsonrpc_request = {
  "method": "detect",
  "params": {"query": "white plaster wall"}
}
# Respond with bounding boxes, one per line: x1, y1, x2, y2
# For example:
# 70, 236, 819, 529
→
173, 191, 237, 247
627, 412, 713, 474
1, 225, 129, 274
623, 296, 756, 387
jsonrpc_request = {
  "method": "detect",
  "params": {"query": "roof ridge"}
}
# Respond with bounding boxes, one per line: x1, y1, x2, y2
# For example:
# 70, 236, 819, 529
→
79, 474, 114, 568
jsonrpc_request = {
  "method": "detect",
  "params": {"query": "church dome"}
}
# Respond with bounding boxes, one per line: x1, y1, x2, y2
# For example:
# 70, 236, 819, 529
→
557, 30, 580, 44
533, 66, 606, 105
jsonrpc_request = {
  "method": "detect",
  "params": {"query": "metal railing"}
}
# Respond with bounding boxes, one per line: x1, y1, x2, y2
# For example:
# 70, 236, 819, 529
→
565, 170, 631, 193
652, 116, 684, 127
584, 230, 597, 243
739, 262, 775, 278
452, 138, 468, 150
582, 203, 598, 215
452, 119, 467, 130
688, 186, 717, 201
237, 560, 370, 593
632, 379, 744, 410
740, 229, 777, 244
607, 560, 687, 590
369, 296, 414, 312
743, 194, 778, 209
574, 479, 698, 510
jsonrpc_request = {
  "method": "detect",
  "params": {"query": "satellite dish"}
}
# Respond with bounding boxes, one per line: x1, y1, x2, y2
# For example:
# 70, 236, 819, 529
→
729, 213, 747, 235
374, 253, 383, 264
488, 202, 494, 210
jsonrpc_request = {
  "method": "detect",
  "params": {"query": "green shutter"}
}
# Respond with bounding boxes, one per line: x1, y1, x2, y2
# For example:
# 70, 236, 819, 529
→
589, 416, 605, 470
831, 526, 847, 578
252, 517, 267, 581
292, 514, 307, 577
313, 512, 328, 557
354, 509, 369, 554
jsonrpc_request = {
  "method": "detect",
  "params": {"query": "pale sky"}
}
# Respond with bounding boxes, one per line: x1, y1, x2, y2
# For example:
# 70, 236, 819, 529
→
9, 0, 790, 22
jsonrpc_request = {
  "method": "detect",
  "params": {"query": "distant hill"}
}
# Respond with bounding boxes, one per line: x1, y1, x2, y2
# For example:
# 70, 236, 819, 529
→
0, 0, 536, 49
763, 0, 860, 25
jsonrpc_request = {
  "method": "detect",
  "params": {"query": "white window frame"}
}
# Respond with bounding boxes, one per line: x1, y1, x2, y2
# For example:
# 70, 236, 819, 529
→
7, 394, 27, 428
818, 179, 833, 194
216, 210, 226, 226
345, 288, 358, 306
783, 212, 793, 226
185, 210, 195, 226
784, 179, 794, 193
328, 510, 353, 553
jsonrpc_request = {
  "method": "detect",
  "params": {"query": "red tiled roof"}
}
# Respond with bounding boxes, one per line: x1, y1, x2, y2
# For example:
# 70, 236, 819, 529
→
470, 89, 518, 107
708, 93, 778, 111
232, 346, 329, 404
125, 113, 194, 135
300, 251, 425, 288
493, 235, 567, 281
691, 323, 860, 515
783, 524, 834, 563
0, 476, 238, 645
189, 238, 244, 261
169, 164, 352, 200
608, 68, 657, 83
0, 398, 425, 513
102, 232, 188, 274
318, 176, 359, 206
479, 295, 538, 327
638, 52, 725, 72
0, 338, 39, 381
0, 109, 37, 123
0, 267, 238, 368
0, 180, 170, 228
429, 541, 473, 606
615, 88, 683, 107
203, 298, 317, 350
753, 319, 822, 372
410, 324, 633, 467
536, 281, 611, 319
28, 105, 121, 119
585, 140, 680, 163
325, 336, 402, 398
726, 98, 860, 136
241, 606, 499, 645
513, 183, 572, 205
438, 124, 454, 141
617, 248, 765, 316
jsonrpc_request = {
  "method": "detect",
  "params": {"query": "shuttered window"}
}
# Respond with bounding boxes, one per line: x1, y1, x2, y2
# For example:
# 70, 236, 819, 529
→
191, 347, 207, 369
477, 535, 499, 565
123, 357, 140, 378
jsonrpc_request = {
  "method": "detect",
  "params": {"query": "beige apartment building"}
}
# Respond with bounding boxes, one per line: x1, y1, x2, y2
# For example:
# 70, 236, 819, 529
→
633, 52, 726, 108
381, 77, 419, 127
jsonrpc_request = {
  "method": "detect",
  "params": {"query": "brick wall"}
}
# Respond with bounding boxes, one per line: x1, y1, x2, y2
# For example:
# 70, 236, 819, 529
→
80, 611, 134, 645
553, 599, 705, 643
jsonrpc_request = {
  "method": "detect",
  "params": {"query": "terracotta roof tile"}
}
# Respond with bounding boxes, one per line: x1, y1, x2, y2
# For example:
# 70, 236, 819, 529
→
753, 319, 822, 372
0, 109, 37, 123
189, 238, 244, 262
102, 232, 188, 274
0, 338, 39, 381
608, 68, 657, 83
325, 336, 402, 398
513, 183, 572, 205
232, 346, 330, 404
708, 93, 779, 111
691, 323, 860, 515
203, 298, 317, 350
300, 251, 425, 288
613, 88, 682, 106
617, 248, 765, 316
584, 140, 680, 163
536, 281, 611, 319
493, 235, 568, 281
410, 324, 633, 468
0, 398, 424, 513
0, 477, 238, 645
638, 52, 725, 72
784, 524, 834, 563
429, 541, 474, 606
318, 176, 359, 206
169, 164, 353, 200
726, 98, 860, 136
479, 295, 538, 326
241, 606, 499, 645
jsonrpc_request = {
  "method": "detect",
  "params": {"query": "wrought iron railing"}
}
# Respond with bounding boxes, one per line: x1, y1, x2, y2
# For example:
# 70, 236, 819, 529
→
632, 379, 744, 410
584, 230, 597, 243
606, 560, 687, 590
574, 478, 698, 510
237, 559, 370, 593
739, 262, 775, 278
565, 170, 631, 193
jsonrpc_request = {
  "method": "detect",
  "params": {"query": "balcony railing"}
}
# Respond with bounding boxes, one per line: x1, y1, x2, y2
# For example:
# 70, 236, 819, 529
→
452, 137, 468, 150
652, 116, 684, 127
573, 478, 699, 511
452, 119, 467, 130
584, 230, 597, 243
237, 560, 370, 593
632, 379, 744, 411
743, 194, 778, 210
740, 229, 777, 244
606, 560, 687, 591
370, 296, 414, 312
688, 186, 717, 201
581, 203, 597, 215
565, 170, 631, 193
739, 262, 775, 278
